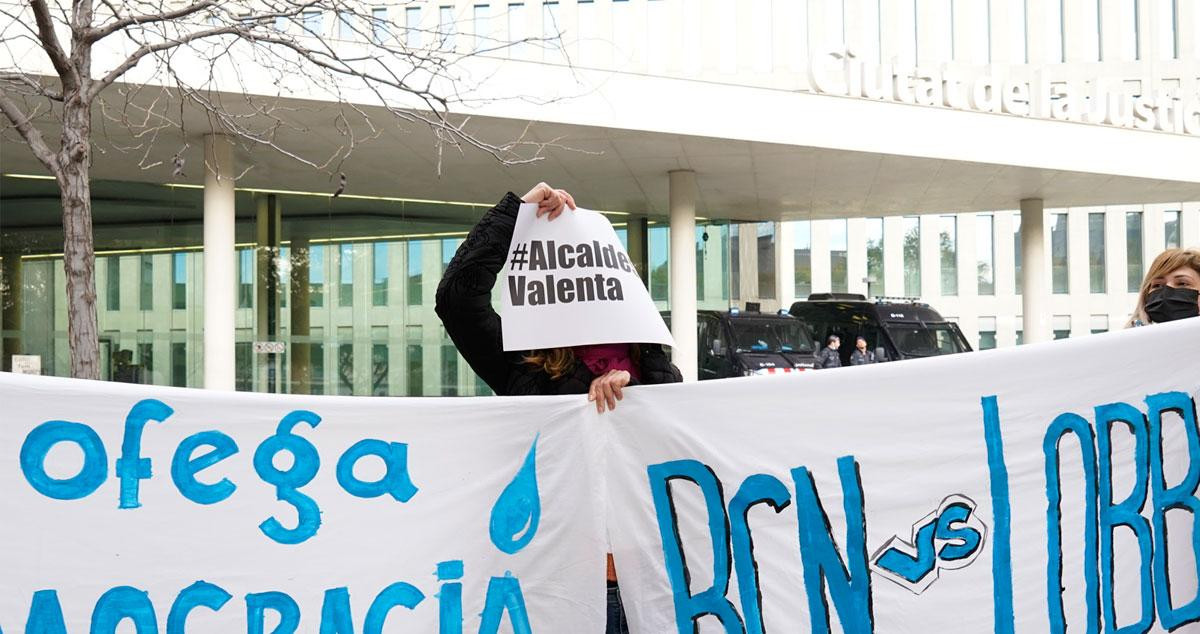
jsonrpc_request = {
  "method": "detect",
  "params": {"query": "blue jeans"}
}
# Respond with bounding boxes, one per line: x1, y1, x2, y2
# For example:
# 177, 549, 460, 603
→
606, 582, 629, 634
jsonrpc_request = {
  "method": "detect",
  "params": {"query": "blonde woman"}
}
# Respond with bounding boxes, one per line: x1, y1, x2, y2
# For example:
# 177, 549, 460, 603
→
1127, 247, 1200, 327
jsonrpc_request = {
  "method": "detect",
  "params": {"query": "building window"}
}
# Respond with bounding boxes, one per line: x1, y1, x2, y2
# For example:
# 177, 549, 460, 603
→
441, 340, 459, 396
793, 221, 811, 298
339, 243, 354, 307
407, 241, 423, 306
439, 5, 456, 49
978, 316, 997, 350
235, 339, 252, 391
903, 216, 921, 297
406, 325, 423, 396
337, 331, 353, 396
1164, 210, 1181, 249
1053, 315, 1071, 340
406, 6, 421, 47
1013, 214, 1022, 295
1090, 314, 1109, 334
371, 7, 389, 43
758, 222, 776, 299
939, 215, 958, 296
302, 10, 323, 35
977, 214, 995, 295
139, 254, 153, 310
172, 252, 186, 309
441, 238, 460, 274
372, 327, 389, 396
310, 245, 325, 308
106, 257, 121, 310
829, 220, 848, 294
730, 224, 741, 300
137, 341, 153, 383
170, 340, 187, 387
473, 3, 489, 51
1051, 213, 1069, 294
1126, 211, 1143, 292
543, 1, 560, 41
337, 12, 356, 40
238, 248, 254, 309
695, 227, 706, 300
866, 218, 884, 297
506, 3, 525, 56
373, 243, 389, 306
1088, 212, 1106, 293
310, 329, 325, 395
1157, 0, 1178, 59
650, 225, 669, 302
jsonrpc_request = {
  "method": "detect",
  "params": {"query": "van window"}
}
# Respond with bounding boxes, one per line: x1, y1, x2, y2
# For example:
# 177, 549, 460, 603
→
885, 322, 966, 357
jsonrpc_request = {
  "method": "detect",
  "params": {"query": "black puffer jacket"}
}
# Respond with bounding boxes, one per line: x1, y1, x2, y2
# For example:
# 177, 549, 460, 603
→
435, 193, 682, 395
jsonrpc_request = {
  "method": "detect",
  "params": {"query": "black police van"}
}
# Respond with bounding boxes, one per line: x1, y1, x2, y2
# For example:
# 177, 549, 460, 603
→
665, 307, 821, 379
789, 293, 972, 366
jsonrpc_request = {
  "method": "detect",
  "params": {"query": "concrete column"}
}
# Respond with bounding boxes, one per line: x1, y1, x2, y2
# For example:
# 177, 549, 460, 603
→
256, 194, 282, 393
775, 221, 795, 310
1020, 198, 1050, 344
2, 250, 22, 370
289, 236, 312, 394
668, 170, 698, 382
625, 216, 650, 286
204, 134, 236, 390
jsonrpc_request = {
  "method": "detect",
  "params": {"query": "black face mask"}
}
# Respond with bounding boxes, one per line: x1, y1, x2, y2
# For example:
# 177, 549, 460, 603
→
1145, 286, 1200, 323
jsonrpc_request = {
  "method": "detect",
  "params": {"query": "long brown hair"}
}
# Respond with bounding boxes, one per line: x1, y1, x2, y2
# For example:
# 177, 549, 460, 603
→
1127, 247, 1200, 327
523, 348, 576, 379
523, 344, 641, 379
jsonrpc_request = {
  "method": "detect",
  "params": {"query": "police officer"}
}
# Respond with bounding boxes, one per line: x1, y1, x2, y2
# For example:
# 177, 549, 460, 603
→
817, 335, 841, 368
850, 335, 876, 365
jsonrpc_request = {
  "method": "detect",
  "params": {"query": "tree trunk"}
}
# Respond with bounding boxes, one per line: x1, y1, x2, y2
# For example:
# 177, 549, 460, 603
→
59, 98, 100, 380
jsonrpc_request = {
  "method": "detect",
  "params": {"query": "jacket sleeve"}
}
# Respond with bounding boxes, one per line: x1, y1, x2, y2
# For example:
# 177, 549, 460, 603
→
435, 192, 523, 394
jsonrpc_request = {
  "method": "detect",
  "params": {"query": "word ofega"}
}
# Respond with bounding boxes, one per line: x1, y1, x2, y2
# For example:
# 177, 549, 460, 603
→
18, 560, 533, 634
507, 274, 624, 306
17, 399, 418, 545
523, 240, 633, 273
647, 456, 872, 634
870, 495, 987, 594
1041, 390, 1200, 632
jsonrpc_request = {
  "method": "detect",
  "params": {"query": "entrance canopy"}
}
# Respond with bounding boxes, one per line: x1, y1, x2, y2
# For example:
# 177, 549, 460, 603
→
3, 64, 1199, 223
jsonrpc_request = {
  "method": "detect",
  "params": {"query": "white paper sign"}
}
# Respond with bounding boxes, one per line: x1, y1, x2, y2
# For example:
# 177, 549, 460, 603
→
11, 354, 41, 374
605, 318, 1200, 633
0, 378, 607, 633
500, 203, 674, 351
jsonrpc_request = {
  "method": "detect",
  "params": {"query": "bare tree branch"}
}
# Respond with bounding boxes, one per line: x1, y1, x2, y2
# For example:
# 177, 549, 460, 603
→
0, 86, 59, 174
86, 1, 217, 43
28, 0, 77, 90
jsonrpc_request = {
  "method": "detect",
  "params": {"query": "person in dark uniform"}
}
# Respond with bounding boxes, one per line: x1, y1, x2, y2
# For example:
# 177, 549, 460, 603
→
816, 335, 841, 368
849, 335, 876, 365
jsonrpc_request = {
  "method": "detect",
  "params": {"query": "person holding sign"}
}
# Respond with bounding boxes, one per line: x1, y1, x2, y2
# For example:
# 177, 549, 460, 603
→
435, 182, 681, 634
1127, 247, 1200, 327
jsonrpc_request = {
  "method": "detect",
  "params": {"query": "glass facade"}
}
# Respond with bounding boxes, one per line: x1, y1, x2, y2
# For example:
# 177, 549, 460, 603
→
1126, 211, 1143, 292
829, 219, 848, 294
939, 215, 957, 296
794, 221, 811, 298
1051, 213, 1069, 294
866, 218, 884, 297
757, 222, 775, 299
1088, 212, 1106, 293
1165, 210, 1181, 249
903, 216, 921, 297
976, 214, 994, 295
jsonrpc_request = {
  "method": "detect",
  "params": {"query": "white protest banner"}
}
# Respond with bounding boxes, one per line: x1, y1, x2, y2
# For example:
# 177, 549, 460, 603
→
0, 377, 606, 633
605, 318, 1200, 633
500, 203, 673, 351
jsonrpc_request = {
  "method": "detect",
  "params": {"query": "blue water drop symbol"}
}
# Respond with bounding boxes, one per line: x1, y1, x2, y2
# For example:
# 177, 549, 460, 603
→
489, 435, 541, 555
